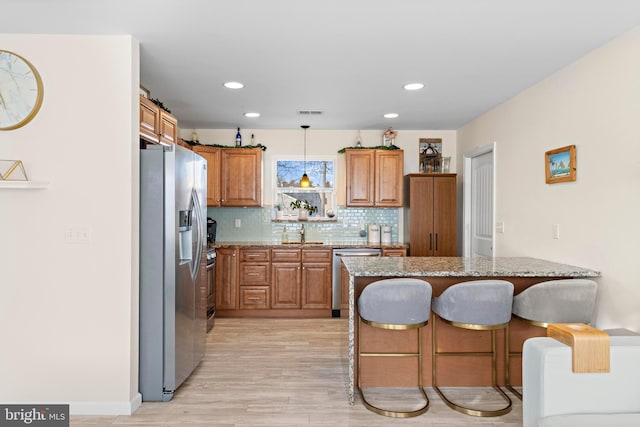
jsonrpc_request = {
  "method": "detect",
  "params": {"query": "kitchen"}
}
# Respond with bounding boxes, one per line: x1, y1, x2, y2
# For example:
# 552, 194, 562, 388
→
2, 2, 640, 424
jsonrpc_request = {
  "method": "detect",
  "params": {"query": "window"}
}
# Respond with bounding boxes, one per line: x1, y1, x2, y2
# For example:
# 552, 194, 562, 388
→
274, 157, 336, 218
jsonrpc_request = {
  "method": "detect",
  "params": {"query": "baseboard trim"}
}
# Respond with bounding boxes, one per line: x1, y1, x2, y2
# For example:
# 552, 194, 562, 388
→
70, 393, 142, 415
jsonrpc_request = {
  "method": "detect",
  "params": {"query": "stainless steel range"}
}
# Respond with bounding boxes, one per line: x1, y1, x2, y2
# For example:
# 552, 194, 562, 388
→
206, 248, 216, 332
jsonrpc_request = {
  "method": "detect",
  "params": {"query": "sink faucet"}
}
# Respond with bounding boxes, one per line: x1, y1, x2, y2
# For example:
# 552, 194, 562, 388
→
300, 224, 305, 243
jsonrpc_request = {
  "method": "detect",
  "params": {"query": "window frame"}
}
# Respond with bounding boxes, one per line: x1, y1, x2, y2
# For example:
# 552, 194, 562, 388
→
272, 155, 338, 219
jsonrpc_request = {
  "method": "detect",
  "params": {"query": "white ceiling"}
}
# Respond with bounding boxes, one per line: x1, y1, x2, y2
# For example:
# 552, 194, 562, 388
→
4, 0, 640, 130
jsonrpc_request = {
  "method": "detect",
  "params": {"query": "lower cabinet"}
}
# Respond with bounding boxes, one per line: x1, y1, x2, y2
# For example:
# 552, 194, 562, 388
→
215, 247, 238, 310
217, 246, 332, 317
239, 248, 270, 309
271, 248, 331, 310
301, 250, 332, 309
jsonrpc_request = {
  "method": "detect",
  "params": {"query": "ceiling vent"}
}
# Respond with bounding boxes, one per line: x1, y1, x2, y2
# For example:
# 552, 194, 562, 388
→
297, 110, 323, 115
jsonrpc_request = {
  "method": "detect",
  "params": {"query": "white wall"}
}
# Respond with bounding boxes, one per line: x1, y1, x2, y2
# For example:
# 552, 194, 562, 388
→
457, 27, 640, 331
0, 34, 140, 414
180, 129, 458, 205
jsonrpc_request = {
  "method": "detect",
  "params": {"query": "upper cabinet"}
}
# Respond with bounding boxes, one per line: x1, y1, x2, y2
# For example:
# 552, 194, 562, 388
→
192, 146, 221, 206
193, 146, 262, 207
139, 95, 177, 145
345, 149, 404, 207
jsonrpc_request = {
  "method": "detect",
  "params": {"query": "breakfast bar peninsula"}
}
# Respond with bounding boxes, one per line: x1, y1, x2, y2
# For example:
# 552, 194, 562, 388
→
341, 256, 600, 404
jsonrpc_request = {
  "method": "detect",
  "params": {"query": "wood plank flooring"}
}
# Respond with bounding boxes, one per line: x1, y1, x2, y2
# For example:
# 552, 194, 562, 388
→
71, 318, 523, 426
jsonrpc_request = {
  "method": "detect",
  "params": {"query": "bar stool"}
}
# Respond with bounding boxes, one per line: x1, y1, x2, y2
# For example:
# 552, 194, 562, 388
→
431, 279, 514, 417
357, 278, 433, 418
507, 278, 598, 399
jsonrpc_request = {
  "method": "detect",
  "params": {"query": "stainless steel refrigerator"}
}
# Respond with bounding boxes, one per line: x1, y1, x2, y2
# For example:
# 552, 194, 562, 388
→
139, 144, 207, 401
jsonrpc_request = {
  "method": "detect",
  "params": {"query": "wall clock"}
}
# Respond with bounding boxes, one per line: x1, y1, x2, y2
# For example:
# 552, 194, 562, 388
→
0, 50, 44, 130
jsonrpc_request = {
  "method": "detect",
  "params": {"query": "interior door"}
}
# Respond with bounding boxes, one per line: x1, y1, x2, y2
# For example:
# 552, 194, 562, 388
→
469, 149, 494, 257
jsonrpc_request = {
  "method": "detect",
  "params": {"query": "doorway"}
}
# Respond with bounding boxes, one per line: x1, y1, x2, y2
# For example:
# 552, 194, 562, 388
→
463, 143, 496, 257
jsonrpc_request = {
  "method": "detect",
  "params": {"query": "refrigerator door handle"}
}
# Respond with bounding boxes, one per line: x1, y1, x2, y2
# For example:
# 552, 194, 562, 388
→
190, 188, 204, 280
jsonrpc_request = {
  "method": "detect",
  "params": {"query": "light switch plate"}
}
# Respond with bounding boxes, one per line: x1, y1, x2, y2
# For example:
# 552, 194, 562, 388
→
552, 224, 560, 239
496, 222, 505, 234
235, 219, 241, 228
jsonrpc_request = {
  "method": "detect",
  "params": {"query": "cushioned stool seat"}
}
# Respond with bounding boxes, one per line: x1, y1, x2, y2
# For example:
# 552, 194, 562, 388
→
512, 279, 598, 327
508, 279, 598, 399
357, 278, 432, 418
431, 279, 514, 417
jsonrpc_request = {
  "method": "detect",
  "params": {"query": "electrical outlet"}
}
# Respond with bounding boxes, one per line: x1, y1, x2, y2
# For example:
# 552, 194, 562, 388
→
235, 219, 241, 228
64, 227, 91, 244
343, 218, 348, 228
496, 222, 505, 234
552, 224, 560, 239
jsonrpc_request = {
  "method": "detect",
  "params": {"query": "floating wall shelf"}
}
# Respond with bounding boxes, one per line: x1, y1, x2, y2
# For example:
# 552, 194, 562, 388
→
0, 181, 49, 189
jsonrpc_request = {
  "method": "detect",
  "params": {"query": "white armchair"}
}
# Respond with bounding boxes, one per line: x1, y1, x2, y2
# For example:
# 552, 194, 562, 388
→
522, 336, 640, 427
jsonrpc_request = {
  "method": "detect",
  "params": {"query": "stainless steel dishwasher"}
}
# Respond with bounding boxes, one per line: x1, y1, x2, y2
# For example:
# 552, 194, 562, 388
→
331, 248, 381, 317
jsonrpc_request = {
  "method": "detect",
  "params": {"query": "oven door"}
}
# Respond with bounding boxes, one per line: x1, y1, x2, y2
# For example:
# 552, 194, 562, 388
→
206, 250, 216, 332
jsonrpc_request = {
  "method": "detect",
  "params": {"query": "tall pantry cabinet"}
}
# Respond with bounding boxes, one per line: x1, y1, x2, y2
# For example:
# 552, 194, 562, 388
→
404, 174, 457, 256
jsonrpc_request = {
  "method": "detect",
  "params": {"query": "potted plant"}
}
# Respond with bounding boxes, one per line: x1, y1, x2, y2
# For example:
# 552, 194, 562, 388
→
290, 199, 318, 221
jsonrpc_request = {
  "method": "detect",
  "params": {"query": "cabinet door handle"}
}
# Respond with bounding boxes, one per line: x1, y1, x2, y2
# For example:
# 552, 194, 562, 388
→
429, 233, 433, 250
247, 297, 261, 301
435, 233, 438, 251
248, 273, 260, 276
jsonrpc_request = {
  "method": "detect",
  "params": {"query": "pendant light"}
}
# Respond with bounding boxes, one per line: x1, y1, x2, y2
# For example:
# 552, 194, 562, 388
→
300, 125, 311, 188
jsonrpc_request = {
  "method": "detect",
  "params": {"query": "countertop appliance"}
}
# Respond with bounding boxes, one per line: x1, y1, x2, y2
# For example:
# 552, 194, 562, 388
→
139, 144, 207, 402
367, 224, 380, 244
331, 248, 381, 317
206, 248, 216, 332
207, 217, 217, 243
380, 225, 392, 244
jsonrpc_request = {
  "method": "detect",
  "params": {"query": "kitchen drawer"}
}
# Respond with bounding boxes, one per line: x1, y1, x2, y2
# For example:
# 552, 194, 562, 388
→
302, 249, 332, 263
239, 286, 270, 309
240, 248, 271, 262
382, 248, 407, 257
239, 262, 270, 286
271, 248, 301, 263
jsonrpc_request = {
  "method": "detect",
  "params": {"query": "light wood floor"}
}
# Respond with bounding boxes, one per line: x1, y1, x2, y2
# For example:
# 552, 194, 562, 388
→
71, 318, 523, 426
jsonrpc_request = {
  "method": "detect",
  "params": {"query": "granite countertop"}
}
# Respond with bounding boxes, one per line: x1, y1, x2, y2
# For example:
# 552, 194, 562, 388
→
209, 241, 408, 250
341, 256, 600, 278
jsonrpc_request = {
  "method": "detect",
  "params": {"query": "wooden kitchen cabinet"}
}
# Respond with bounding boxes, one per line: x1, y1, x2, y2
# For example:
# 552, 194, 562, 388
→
239, 248, 270, 310
192, 146, 221, 206
301, 249, 332, 309
139, 95, 177, 145
193, 147, 262, 207
271, 248, 331, 310
271, 248, 302, 308
215, 247, 238, 309
382, 248, 407, 257
221, 148, 262, 207
345, 149, 403, 207
404, 174, 457, 256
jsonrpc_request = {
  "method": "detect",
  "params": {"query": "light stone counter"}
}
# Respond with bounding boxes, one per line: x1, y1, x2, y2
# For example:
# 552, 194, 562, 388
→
342, 256, 600, 404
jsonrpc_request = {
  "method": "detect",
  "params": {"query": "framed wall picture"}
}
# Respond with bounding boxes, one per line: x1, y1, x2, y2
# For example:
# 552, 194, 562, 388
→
545, 145, 576, 184
419, 138, 443, 172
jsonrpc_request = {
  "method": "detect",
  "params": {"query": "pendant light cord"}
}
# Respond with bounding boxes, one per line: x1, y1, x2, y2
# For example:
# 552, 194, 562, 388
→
302, 125, 309, 174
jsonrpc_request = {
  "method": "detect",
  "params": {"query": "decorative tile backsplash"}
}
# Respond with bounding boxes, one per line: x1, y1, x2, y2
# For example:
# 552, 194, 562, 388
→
208, 206, 400, 243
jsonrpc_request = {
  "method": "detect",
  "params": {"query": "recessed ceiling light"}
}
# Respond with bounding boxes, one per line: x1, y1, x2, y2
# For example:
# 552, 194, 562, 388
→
223, 81, 244, 89
384, 113, 399, 118
244, 112, 260, 118
403, 82, 424, 91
